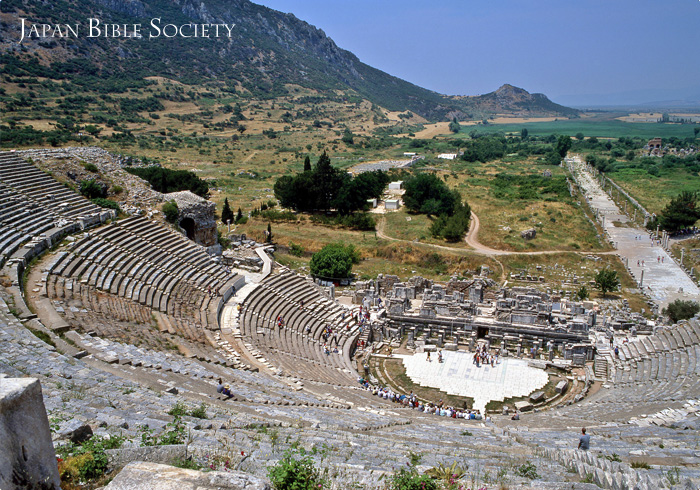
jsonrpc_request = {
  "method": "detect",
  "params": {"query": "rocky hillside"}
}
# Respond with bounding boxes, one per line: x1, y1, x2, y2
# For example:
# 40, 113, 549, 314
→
457, 84, 580, 118
0, 0, 577, 120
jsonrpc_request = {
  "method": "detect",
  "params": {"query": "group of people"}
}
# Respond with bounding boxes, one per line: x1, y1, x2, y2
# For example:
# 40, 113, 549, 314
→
215, 378, 234, 399
357, 379, 488, 420
473, 345, 498, 368
425, 350, 443, 363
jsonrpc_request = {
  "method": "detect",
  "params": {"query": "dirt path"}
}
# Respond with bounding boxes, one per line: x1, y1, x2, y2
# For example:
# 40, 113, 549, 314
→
464, 211, 507, 255
378, 214, 611, 258
242, 150, 257, 164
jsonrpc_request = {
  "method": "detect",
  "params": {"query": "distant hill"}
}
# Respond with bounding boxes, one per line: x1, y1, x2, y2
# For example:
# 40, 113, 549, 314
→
456, 84, 581, 118
0, 0, 577, 120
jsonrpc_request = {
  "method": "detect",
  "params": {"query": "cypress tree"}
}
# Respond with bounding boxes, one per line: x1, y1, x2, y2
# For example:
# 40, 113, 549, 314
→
221, 197, 234, 224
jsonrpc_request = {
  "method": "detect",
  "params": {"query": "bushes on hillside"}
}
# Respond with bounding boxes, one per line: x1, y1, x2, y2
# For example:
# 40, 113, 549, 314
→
126, 166, 209, 198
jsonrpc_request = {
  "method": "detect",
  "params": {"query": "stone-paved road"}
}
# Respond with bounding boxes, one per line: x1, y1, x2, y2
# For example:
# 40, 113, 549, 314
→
571, 156, 699, 309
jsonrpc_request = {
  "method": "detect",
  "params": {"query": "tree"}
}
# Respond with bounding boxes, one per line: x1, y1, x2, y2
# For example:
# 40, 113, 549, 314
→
662, 299, 700, 323
655, 191, 700, 233
576, 285, 589, 301
221, 197, 234, 225
162, 200, 179, 223
575, 132, 585, 141
594, 268, 620, 298
342, 128, 354, 145
448, 118, 461, 133
545, 151, 562, 166
403, 173, 458, 216
555, 135, 572, 158
309, 243, 358, 279
274, 154, 387, 214
266, 223, 273, 243
520, 128, 528, 140
303, 155, 311, 172
236, 208, 243, 223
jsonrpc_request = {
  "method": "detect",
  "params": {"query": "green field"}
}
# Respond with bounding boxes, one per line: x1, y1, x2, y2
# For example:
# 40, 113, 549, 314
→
459, 119, 698, 139
611, 167, 700, 215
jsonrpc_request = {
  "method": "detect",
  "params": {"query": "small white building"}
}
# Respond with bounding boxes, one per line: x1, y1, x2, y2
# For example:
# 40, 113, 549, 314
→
403, 152, 416, 157
385, 199, 400, 210
388, 181, 403, 190
438, 153, 457, 160
366, 198, 378, 208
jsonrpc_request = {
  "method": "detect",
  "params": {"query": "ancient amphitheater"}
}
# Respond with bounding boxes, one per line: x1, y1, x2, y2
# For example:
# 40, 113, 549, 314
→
1, 149, 700, 490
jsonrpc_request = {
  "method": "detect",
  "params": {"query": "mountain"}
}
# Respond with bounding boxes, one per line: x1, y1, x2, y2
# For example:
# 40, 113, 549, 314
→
456, 84, 580, 118
0, 0, 577, 120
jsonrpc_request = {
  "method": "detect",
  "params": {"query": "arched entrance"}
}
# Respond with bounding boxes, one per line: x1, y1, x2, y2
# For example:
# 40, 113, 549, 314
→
180, 217, 195, 240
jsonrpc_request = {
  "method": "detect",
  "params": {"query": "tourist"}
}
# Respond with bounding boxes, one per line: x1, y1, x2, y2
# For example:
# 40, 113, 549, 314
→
437, 350, 442, 363
426, 351, 431, 362
578, 428, 590, 451
216, 378, 224, 394
221, 384, 233, 400
511, 411, 520, 421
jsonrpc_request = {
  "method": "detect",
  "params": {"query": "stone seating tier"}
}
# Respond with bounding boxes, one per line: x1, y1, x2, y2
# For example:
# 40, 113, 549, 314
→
239, 271, 360, 386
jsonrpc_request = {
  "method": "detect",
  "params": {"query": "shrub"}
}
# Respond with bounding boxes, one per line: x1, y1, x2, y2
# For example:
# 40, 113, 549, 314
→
139, 415, 187, 446
189, 403, 208, 419
631, 461, 650, 470
82, 162, 99, 172
268, 447, 327, 490
79, 179, 107, 199
56, 435, 127, 483
515, 461, 539, 479
91, 198, 120, 212
289, 242, 304, 257
162, 200, 179, 223
386, 466, 437, 490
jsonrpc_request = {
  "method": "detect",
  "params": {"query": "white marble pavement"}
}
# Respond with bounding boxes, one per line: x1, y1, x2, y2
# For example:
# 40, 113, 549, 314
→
395, 350, 549, 414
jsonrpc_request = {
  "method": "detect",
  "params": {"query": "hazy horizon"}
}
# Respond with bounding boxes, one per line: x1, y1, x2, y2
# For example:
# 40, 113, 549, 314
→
254, 0, 700, 108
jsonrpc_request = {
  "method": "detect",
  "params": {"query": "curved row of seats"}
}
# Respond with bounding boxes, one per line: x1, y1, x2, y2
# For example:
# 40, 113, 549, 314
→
47, 216, 239, 341
554, 319, 700, 423
0, 152, 112, 266
239, 271, 361, 386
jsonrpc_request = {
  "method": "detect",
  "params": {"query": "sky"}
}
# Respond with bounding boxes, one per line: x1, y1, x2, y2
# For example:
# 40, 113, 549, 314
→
253, 0, 700, 106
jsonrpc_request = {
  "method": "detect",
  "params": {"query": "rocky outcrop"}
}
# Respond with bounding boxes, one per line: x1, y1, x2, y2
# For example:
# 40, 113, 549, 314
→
521, 228, 537, 240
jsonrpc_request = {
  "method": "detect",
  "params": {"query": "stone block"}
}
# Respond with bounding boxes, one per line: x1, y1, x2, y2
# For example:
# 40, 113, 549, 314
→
106, 445, 187, 468
529, 391, 546, 403
514, 400, 533, 412
58, 418, 93, 443
0, 378, 61, 490
104, 461, 271, 490
555, 380, 569, 394
443, 343, 458, 351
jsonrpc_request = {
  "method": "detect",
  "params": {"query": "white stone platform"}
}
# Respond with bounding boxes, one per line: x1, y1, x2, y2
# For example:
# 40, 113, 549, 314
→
396, 350, 549, 413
